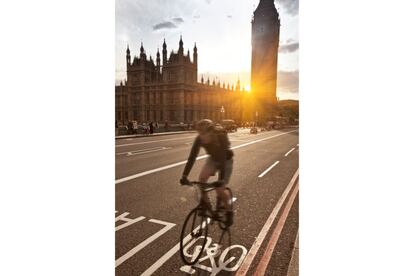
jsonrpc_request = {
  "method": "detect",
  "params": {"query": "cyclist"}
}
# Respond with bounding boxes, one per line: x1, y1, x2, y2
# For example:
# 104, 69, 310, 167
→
180, 119, 234, 225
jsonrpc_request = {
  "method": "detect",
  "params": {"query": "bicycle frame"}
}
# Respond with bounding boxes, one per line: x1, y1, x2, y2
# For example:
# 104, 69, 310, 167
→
186, 181, 228, 223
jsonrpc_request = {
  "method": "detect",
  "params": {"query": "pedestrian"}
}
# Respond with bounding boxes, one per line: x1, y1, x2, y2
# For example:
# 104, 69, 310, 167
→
155, 121, 158, 129
165, 120, 169, 132
149, 121, 154, 134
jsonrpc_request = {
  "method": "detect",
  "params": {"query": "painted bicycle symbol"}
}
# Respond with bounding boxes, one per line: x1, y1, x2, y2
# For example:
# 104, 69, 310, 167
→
180, 236, 247, 275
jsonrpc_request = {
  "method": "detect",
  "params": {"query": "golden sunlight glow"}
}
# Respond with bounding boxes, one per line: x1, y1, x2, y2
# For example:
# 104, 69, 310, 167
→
245, 84, 251, 92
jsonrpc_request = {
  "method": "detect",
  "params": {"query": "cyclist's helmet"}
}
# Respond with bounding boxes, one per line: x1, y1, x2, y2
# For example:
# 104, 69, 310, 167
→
196, 119, 215, 134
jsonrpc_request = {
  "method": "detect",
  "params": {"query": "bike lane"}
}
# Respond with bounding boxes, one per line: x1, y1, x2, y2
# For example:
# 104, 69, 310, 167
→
115, 130, 299, 275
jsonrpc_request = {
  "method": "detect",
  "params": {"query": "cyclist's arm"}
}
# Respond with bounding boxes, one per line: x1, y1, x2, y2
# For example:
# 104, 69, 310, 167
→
182, 136, 201, 177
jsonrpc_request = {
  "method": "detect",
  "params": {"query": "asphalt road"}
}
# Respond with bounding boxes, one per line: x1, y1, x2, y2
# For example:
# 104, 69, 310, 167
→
115, 128, 299, 276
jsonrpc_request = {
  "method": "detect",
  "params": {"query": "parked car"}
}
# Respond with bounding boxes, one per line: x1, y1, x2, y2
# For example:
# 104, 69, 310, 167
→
220, 119, 238, 132
250, 127, 258, 134
118, 125, 129, 135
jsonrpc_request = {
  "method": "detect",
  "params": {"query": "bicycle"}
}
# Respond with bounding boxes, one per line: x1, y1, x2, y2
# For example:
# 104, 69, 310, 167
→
179, 180, 234, 265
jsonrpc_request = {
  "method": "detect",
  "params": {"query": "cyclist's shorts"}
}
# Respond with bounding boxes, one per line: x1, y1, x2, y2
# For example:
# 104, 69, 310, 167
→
205, 157, 233, 185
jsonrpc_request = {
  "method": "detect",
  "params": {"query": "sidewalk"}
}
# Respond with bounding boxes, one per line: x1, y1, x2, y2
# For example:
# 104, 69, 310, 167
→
287, 231, 299, 276
115, 130, 196, 140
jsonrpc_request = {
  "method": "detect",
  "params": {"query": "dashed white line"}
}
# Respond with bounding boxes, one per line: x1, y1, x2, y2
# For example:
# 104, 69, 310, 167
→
284, 148, 296, 157
115, 129, 298, 184
258, 161, 280, 178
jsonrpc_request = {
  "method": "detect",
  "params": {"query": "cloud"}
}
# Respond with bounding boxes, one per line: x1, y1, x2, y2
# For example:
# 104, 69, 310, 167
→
205, 0, 212, 4
227, 15, 232, 19
172, 17, 184, 24
278, 0, 299, 15
278, 70, 299, 93
279, 42, 299, 53
152, 21, 177, 31
193, 15, 200, 19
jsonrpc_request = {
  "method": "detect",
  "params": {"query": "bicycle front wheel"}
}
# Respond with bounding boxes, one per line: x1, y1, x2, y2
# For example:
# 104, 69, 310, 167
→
179, 208, 209, 265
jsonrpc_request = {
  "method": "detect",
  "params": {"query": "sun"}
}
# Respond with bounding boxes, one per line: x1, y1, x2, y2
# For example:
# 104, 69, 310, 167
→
245, 84, 251, 92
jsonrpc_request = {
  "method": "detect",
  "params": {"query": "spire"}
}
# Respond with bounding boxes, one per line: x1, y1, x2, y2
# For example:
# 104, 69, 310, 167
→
162, 39, 167, 65
179, 35, 184, 52
254, 0, 279, 19
187, 49, 190, 56
193, 42, 197, 51
126, 44, 131, 65
156, 48, 160, 57
201, 75, 204, 84
140, 42, 144, 53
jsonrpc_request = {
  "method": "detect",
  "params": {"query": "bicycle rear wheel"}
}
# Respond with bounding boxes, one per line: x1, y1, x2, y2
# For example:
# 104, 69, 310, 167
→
219, 187, 234, 230
179, 207, 209, 265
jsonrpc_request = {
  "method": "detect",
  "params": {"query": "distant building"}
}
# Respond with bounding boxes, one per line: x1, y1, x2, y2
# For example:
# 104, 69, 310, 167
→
115, 36, 245, 124
250, 0, 281, 122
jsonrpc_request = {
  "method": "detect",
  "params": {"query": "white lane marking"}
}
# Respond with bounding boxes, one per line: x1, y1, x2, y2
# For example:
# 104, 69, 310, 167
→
230, 130, 297, 150
126, 147, 171, 156
284, 148, 296, 157
116, 147, 171, 156
258, 161, 280, 178
141, 219, 209, 276
116, 129, 285, 148
115, 219, 175, 268
115, 212, 145, 231
235, 168, 299, 276
115, 155, 209, 185
254, 183, 299, 275
116, 135, 196, 147
180, 237, 248, 274
231, 139, 249, 142
115, 129, 298, 184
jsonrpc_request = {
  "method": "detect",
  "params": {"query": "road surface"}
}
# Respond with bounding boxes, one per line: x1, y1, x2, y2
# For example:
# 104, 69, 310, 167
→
115, 128, 299, 276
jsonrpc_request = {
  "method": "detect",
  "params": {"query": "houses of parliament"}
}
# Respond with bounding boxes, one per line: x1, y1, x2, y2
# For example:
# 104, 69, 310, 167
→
115, 0, 280, 124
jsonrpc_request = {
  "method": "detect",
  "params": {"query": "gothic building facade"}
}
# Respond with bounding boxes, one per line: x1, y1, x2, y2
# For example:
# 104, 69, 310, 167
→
250, 0, 281, 122
115, 36, 245, 124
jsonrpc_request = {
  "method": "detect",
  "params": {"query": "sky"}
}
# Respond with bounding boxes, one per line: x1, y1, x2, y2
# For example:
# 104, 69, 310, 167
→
116, 0, 299, 100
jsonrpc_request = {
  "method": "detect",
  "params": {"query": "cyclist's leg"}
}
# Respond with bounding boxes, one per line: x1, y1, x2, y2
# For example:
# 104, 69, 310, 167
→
199, 157, 217, 209
216, 159, 233, 211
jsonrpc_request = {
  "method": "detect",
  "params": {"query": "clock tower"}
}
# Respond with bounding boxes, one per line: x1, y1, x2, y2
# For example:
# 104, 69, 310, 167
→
250, 0, 280, 122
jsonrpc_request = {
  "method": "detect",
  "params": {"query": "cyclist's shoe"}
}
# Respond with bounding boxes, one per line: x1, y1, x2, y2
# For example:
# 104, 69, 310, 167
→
180, 176, 189, 186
